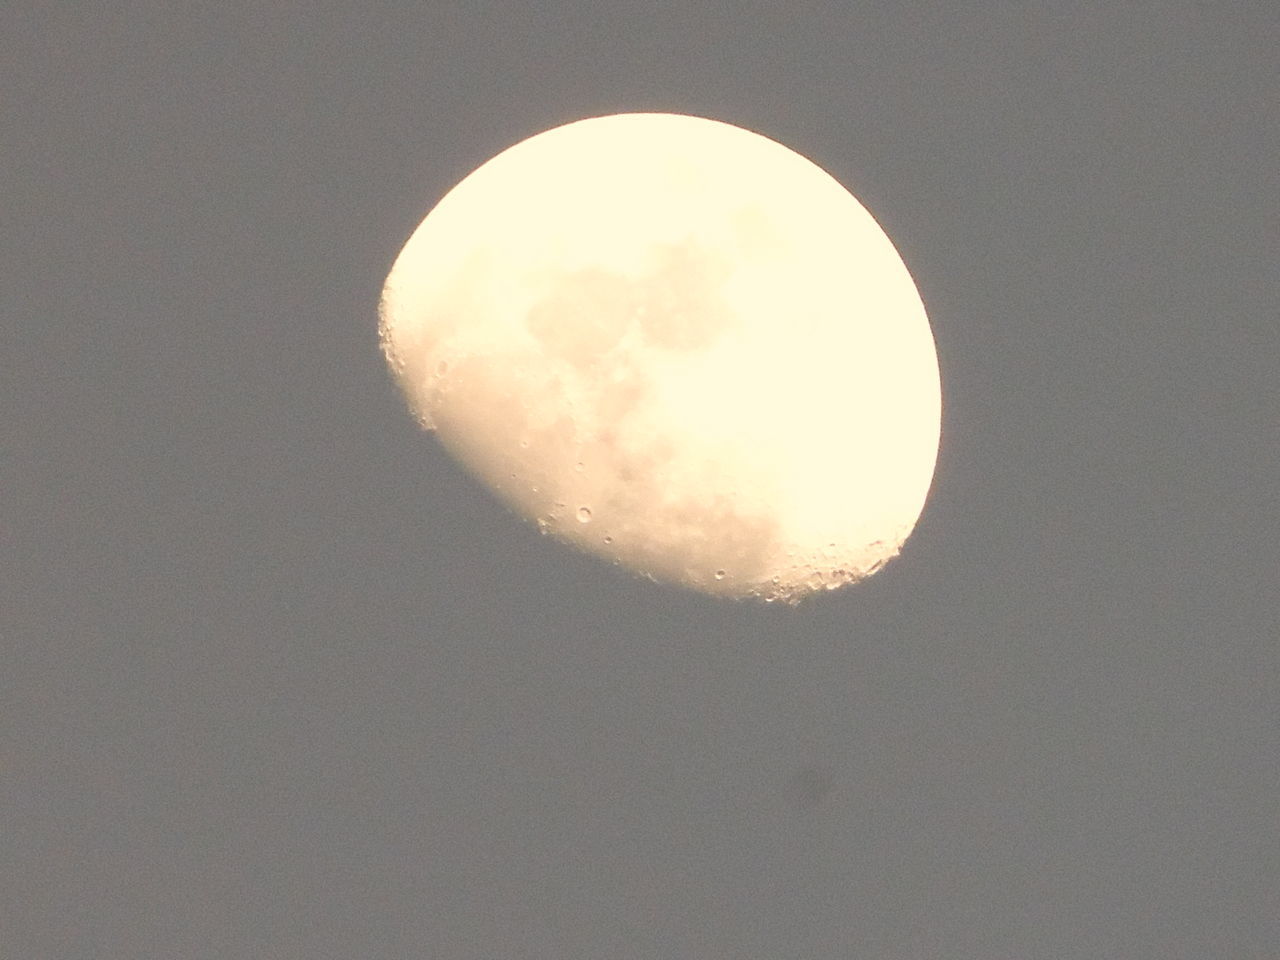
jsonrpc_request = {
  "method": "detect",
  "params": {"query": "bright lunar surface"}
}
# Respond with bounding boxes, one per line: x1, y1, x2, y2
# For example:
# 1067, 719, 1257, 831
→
380, 113, 941, 603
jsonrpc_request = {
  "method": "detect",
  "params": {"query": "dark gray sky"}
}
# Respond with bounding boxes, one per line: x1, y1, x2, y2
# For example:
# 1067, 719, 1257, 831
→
5, 2, 1277, 958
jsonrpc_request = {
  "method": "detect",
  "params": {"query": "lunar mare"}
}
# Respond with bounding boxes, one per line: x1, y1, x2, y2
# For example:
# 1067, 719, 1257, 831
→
380, 113, 941, 603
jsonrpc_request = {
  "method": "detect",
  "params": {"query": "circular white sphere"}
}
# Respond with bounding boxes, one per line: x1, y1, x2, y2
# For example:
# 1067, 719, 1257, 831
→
380, 113, 941, 603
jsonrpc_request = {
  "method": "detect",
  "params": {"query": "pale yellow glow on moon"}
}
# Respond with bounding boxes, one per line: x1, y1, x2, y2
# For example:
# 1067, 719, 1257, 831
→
380, 113, 941, 603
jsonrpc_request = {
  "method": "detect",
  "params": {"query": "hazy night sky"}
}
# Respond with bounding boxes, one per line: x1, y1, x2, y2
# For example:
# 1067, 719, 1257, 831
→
5, 3, 1277, 957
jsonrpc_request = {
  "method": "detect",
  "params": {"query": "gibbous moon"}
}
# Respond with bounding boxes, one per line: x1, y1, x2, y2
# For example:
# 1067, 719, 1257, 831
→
380, 113, 940, 603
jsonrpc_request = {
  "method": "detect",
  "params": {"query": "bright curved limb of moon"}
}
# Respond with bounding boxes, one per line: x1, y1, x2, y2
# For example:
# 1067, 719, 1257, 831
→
380, 113, 941, 603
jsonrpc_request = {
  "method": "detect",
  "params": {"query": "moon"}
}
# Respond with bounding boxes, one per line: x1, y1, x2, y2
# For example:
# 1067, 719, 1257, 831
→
379, 113, 940, 603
